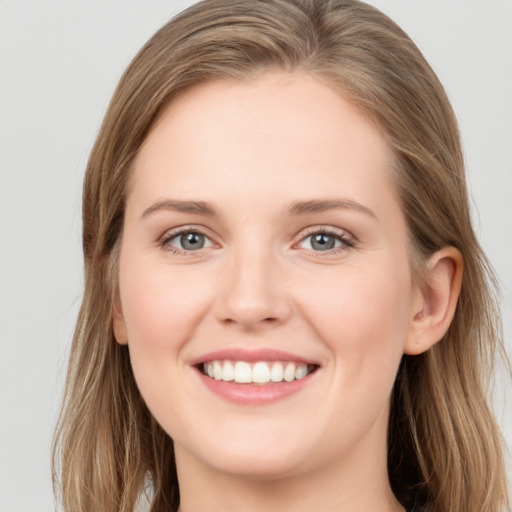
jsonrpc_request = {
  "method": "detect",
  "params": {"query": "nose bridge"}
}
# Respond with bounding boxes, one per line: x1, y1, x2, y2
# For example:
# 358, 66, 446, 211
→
215, 237, 291, 329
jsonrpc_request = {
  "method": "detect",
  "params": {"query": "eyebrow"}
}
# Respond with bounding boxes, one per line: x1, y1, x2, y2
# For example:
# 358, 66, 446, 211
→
287, 199, 377, 219
142, 200, 217, 218
141, 198, 376, 220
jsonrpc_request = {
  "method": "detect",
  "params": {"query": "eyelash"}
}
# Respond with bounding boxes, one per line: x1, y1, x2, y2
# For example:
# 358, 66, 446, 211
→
158, 225, 356, 256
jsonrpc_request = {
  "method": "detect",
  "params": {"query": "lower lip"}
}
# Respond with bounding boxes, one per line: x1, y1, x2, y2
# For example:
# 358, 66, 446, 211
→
196, 370, 315, 405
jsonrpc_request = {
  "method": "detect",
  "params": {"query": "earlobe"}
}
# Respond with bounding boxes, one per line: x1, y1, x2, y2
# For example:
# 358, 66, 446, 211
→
112, 299, 129, 345
404, 247, 463, 355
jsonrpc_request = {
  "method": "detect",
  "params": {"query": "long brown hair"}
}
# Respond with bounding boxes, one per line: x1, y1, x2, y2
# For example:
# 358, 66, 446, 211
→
52, 1, 510, 511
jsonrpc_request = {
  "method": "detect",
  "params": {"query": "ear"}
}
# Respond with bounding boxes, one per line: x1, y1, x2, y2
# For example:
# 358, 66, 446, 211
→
112, 298, 128, 345
404, 247, 463, 355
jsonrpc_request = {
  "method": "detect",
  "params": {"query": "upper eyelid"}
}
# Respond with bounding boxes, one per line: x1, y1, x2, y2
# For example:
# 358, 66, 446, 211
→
296, 225, 355, 241
160, 224, 215, 241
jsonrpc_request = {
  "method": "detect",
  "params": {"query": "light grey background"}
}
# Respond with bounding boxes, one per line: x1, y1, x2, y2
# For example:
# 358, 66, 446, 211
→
0, 1, 510, 510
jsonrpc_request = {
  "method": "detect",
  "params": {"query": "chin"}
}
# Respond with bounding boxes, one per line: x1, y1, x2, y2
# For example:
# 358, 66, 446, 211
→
173, 422, 322, 480
206, 450, 311, 480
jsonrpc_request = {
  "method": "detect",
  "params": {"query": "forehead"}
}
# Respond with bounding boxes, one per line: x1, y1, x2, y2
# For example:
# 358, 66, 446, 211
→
129, 71, 398, 218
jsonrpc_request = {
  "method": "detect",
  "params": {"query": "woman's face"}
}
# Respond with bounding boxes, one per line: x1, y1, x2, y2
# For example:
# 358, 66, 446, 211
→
115, 72, 424, 479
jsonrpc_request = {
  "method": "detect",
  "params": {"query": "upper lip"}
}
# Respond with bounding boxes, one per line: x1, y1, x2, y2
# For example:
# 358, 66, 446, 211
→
189, 348, 319, 366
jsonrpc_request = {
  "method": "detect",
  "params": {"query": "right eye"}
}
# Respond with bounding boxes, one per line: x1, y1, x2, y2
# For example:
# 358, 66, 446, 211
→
160, 229, 214, 254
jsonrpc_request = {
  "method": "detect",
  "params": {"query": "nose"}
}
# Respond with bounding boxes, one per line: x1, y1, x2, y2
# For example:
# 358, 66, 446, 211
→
214, 246, 292, 331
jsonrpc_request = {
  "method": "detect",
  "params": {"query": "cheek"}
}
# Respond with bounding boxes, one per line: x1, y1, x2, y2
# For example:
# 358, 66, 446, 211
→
120, 258, 211, 351
300, 263, 411, 382
117, 256, 215, 426
117, 256, 215, 417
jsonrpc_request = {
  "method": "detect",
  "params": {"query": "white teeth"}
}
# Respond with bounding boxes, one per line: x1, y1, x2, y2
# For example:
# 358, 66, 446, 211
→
270, 362, 284, 382
213, 361, 222, 380
222, 361, 234, 381
234, 361, 252, 383
295, 364, 308, 380
252, 362, 270, 383
202, 360, 314, 384
284, 362, 296, 382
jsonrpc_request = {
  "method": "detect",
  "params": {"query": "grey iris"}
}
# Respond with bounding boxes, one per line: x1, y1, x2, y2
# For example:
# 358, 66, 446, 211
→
311, 233, 335, 250
181, 232, 205, 250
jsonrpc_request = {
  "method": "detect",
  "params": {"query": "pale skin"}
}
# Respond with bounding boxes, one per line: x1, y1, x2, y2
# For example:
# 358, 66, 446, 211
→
113, 71, 462, 512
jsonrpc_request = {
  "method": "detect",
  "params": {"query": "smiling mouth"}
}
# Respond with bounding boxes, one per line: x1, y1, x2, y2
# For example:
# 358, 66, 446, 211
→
200, 360, 318, 384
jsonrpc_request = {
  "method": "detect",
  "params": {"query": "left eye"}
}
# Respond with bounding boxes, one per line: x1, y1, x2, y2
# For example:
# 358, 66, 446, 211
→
165, 231, 213, 251
298, 232, 346, 251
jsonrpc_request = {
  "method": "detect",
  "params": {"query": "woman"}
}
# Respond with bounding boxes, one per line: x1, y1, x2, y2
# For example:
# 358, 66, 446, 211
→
52, 0, 510, 511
